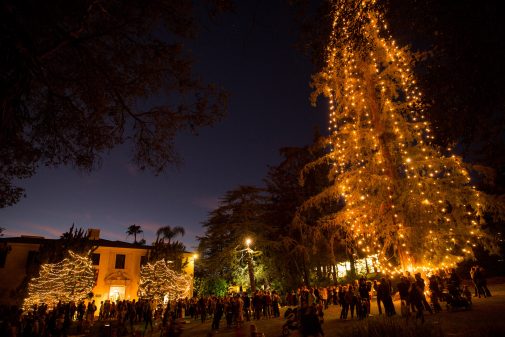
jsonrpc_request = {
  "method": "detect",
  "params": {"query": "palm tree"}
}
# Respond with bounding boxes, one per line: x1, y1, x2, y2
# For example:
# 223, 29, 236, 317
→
126, 224, 143, 244
151, 226, 186, 271
155, 226, 185, 245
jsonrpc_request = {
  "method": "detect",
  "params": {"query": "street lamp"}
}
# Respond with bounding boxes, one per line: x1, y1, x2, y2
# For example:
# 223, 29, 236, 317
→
190, 253, 198, 297
245, 238, 256, 293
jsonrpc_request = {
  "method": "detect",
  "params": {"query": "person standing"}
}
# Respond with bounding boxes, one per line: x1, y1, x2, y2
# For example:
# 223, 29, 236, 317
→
397, 276, 410, 317
237, 295, 244, 326
198, 297, 207, 323
243, 293, 251, 321
478, 266, 492, 297
415, 273, 433, 314
143, 300, 153, 334
373, 280, 383, 315
470, 266, 478, 297
321, 287, 329, 309
379, 278, 395, 316
209, 299, 220, 331
86, 300, 96, 326
408, 284, 425, 323
428, 274, 442, 313
341, 286, 351, 319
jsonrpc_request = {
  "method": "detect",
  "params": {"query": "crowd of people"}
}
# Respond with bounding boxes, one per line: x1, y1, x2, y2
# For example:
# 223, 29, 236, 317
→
0, 266, 493, 337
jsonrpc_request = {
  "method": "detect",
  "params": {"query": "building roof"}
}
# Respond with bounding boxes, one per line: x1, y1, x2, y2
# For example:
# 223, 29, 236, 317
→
0, 237, 193, 254
0, 236, 151, 249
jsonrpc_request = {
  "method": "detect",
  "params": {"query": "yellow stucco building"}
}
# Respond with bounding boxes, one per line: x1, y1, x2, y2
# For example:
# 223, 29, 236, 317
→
0, 229, 195, 307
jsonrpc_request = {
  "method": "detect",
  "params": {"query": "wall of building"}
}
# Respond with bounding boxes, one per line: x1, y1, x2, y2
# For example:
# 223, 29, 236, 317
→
0, 242, 41, 305
92, 245, 147, 302
0, 237, 196, 309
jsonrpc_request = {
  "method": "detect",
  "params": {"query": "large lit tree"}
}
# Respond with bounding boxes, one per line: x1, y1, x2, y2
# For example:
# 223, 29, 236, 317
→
23, 251, 95, 310
138, 259, 191, 302
309, 0, 487, 273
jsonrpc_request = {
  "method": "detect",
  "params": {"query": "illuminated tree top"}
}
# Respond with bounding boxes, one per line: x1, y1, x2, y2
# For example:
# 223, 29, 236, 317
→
310, 0, 487, 273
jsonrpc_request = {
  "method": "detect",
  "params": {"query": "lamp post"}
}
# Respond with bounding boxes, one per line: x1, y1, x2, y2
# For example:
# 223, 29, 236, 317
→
245, 238, 256, 293
191, 254, 198, 297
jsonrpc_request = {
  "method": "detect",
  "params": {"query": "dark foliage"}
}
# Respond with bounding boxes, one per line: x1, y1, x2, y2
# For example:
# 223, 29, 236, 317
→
197, 186, 269, 284
149, 225, 187, 271
0, 0, 230, 207
126, 224, 144, 244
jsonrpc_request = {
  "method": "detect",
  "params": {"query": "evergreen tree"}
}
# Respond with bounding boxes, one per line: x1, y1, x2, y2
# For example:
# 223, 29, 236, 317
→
264, 138, 337, 286
197, 186, 268, 290
310, 0, 488, 273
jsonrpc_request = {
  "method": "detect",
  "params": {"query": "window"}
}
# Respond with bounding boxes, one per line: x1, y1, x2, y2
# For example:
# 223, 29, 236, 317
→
91, 253, 100, 266
140, 255, 147, 267
115, 254, 126, 269
0, 248, 8, 268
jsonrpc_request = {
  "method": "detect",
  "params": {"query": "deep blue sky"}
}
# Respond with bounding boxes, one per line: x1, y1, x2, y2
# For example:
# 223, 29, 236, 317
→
0, 1, 326, 250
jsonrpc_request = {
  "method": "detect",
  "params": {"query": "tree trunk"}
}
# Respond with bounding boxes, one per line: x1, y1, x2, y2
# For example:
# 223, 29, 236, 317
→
246, 249, 256, 293
348, 252, 356, 280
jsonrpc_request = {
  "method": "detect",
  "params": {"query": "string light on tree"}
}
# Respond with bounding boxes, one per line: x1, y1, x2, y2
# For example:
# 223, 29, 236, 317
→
311, 0, 487, 273
138, 259, 191, 302
23, 251, 95, 310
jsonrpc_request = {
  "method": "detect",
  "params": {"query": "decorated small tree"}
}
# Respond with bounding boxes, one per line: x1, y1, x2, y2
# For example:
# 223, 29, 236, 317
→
23, 250, 95, 310
309, 0, 488, 273
138, 259, 191, 302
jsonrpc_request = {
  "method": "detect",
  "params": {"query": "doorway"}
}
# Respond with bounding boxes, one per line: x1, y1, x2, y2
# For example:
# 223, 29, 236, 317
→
109, 285, 125, 301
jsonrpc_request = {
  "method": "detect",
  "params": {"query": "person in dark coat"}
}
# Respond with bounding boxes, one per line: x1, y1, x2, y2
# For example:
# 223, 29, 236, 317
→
379, 278, 395, 316
397, 276, 410, 317
211, 299, 224, 331
415, 273, 433, 314
373, 280, 383, 315
408, 284, 425, 323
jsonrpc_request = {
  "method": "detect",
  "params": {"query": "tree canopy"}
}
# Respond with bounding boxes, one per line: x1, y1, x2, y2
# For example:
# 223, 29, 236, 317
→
0, 0, 230, 207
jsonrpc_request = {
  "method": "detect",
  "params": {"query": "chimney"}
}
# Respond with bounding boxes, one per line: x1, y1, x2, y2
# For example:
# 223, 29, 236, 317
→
87, 228, 100, 240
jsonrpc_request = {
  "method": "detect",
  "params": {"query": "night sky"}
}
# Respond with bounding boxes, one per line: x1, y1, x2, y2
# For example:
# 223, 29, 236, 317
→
0, 1, 326, 249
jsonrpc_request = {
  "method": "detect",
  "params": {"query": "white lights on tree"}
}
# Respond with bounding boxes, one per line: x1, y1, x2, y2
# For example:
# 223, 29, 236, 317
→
138, 259, 191, 302
23, 251, 95, 310
310, 0, 487, 273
